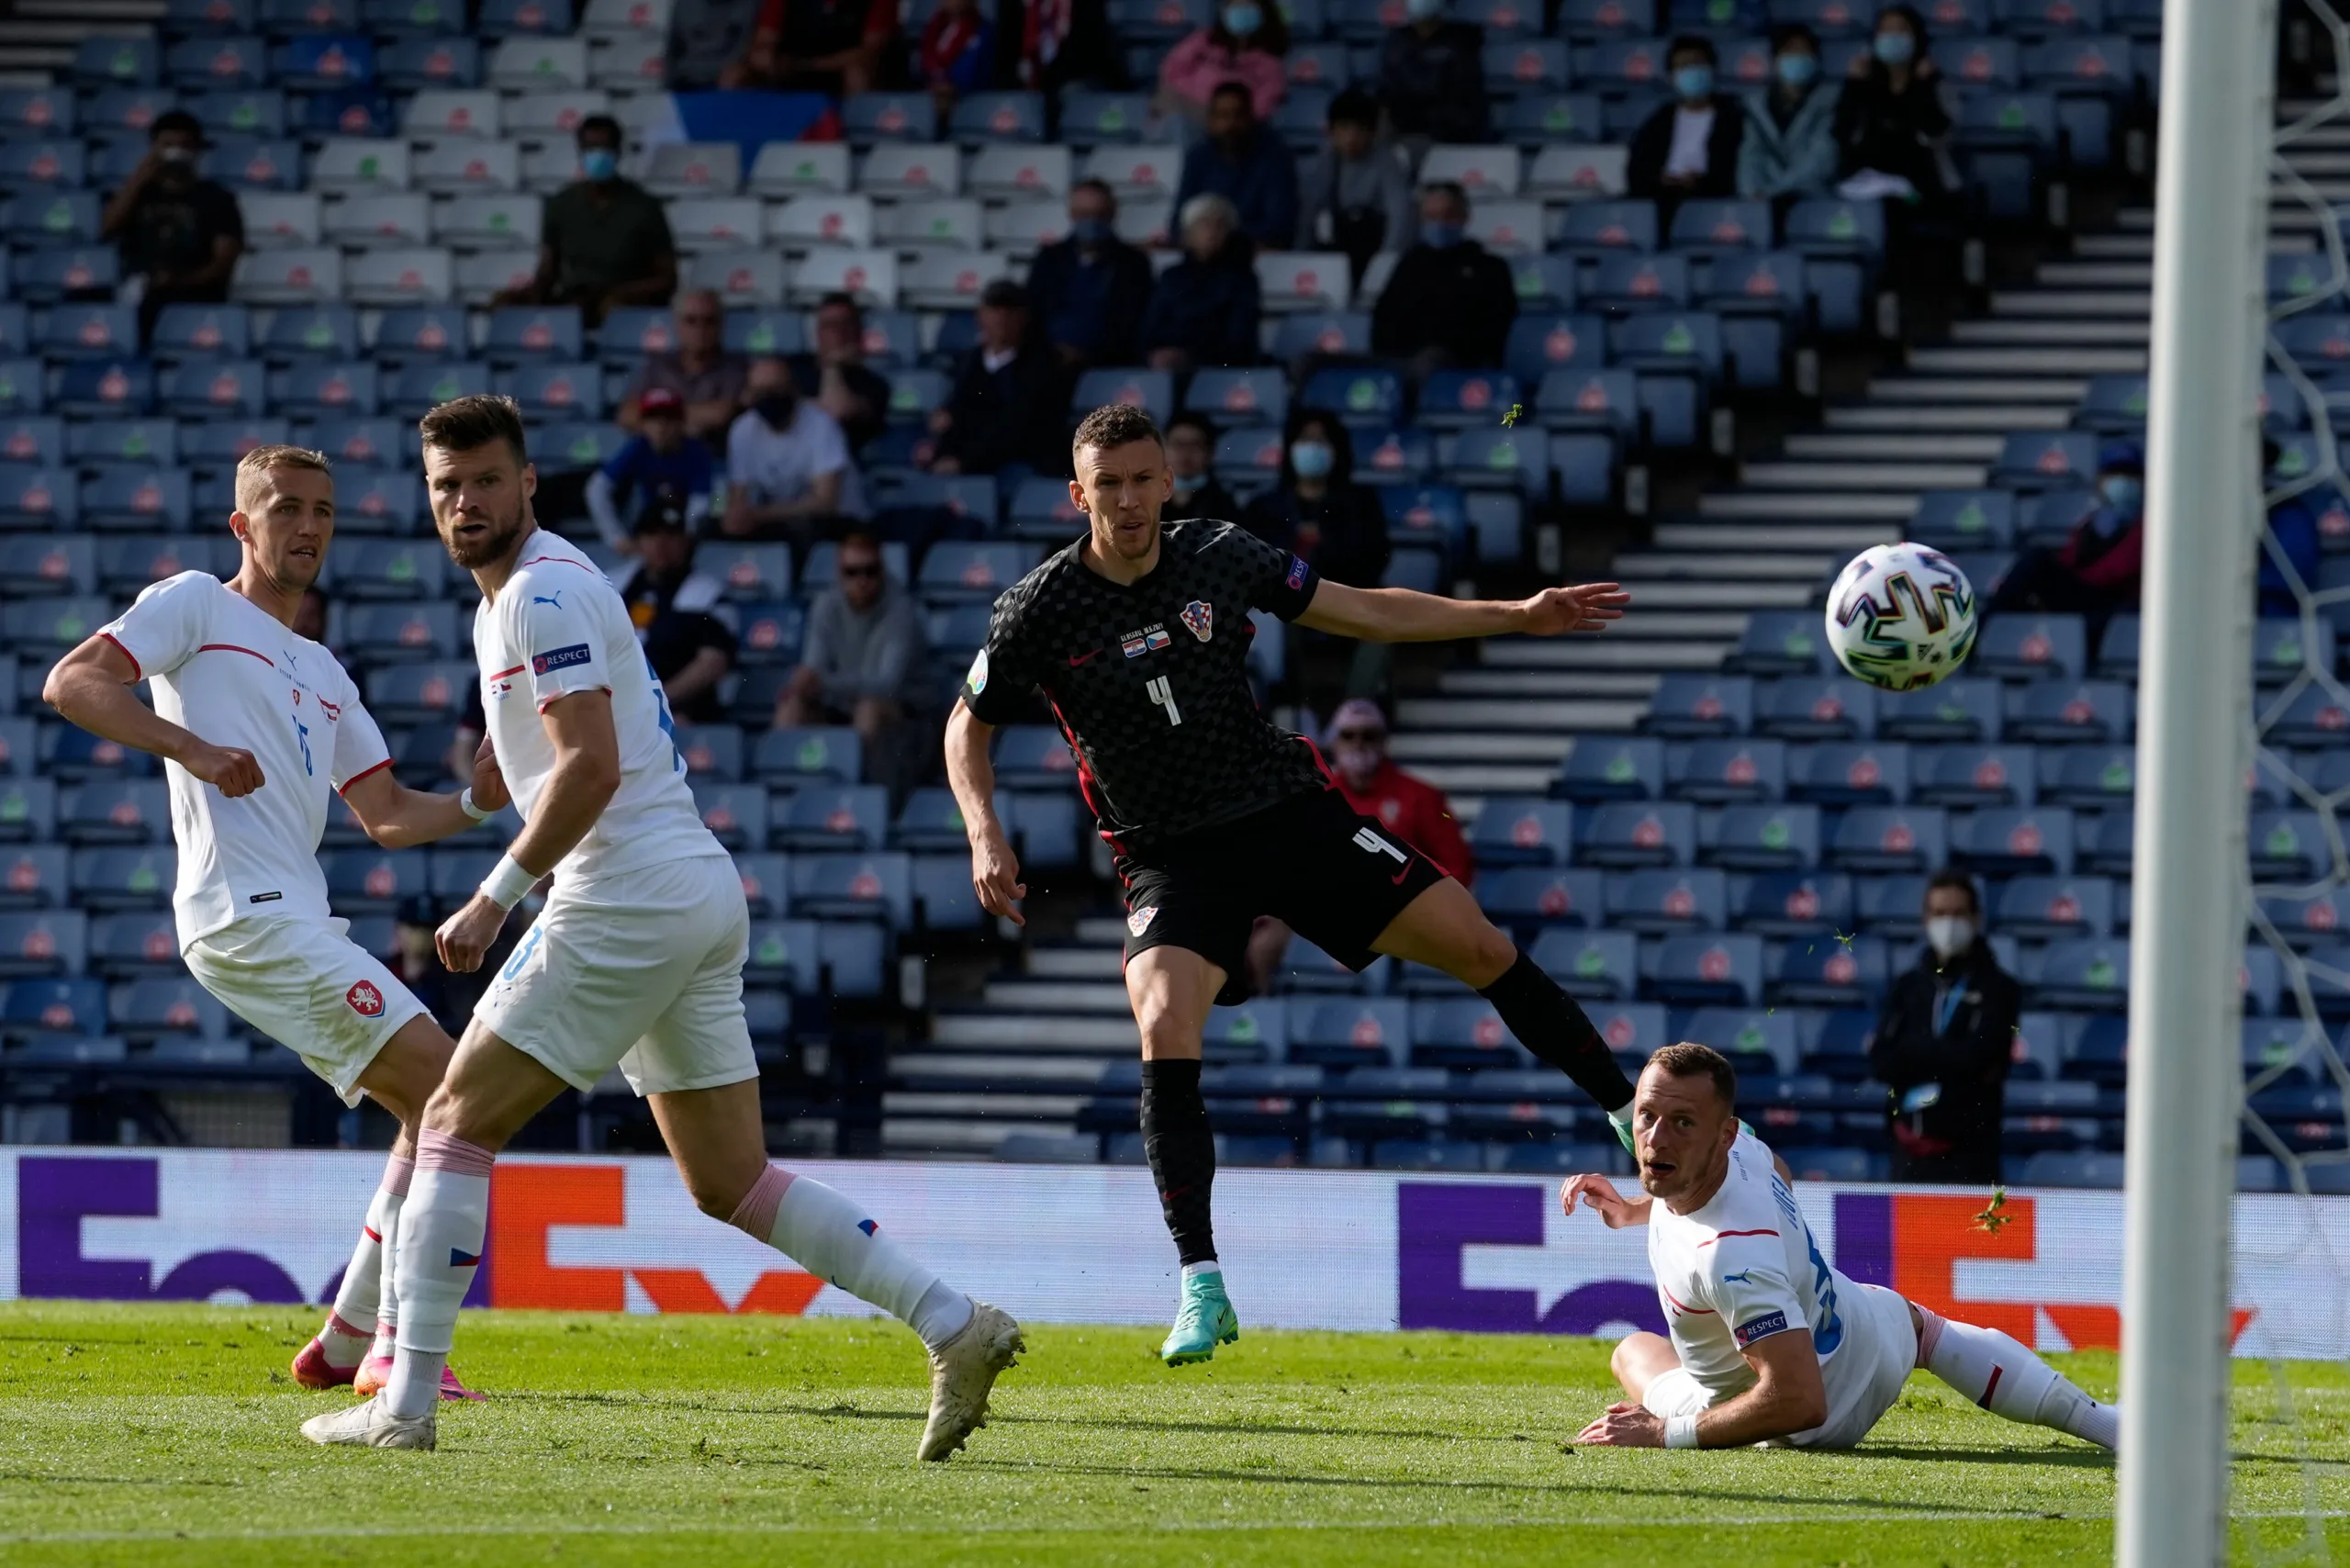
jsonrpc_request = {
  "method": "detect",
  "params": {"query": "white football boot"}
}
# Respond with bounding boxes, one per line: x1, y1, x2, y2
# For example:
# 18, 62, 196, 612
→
917, 1301, 1024, 1462
300, 1394, 436, 1450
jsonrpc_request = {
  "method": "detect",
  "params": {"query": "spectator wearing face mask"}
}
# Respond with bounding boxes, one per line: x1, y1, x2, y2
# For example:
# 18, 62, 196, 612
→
1369, 182, 1516, 375
722, 356, 868, 542
1297, 88, 1416, 283
1027, 179, 1158, 368
1158, 0, 1288, 123
1240, 410, 1390, 590
1834, 4, 1953, 205
1377, 0, 1489, 146
1241, 698, 1470, 992
499, 115, 677, 326
1164, 412, 1243, 521
1867, 869, 2020, 1185
1627, 35, 1745, 221
1986, 438, 2143, 655
1738, 23, 1842, 202
588, 387, 716, 551
103, 110, 246, 344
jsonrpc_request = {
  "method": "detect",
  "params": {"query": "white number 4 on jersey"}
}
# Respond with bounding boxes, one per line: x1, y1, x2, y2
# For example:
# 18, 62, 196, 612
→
1353, 826, 1406, 863
1147, 676, 1182, 727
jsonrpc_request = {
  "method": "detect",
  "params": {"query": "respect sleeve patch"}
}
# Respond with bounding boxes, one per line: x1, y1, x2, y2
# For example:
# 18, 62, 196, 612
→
1285, 555, 1309, 590
1733, 1310, 1791, 1348
532, 644, 593, 676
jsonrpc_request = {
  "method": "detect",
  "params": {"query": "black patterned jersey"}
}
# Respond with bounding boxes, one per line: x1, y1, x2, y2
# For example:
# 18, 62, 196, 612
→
961, 520, 1328, 853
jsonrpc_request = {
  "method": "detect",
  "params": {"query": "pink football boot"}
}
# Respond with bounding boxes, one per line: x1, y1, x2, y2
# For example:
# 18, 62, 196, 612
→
352, 1354, 483, 1402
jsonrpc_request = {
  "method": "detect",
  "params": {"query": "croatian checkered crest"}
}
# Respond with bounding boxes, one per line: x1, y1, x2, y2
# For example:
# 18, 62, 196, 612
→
1823, 542, 1979, 692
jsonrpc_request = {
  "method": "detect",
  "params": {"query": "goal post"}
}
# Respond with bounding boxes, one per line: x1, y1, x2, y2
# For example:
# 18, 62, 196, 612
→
2120, 0, 2276, 1562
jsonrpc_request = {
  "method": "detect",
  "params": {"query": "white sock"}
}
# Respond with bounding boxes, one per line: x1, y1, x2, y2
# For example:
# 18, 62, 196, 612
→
1921, 1311, 2120, 1449
386, 1132, 493, 1418
730, 1166, 973, 1354
1182, 1260, 1223, 1282
369, 1188, 405, 1361
322, 1156, 411, 1369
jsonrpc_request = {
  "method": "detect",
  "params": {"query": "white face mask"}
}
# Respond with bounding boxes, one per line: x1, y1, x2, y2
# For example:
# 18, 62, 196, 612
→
1926, 915, 1975, 959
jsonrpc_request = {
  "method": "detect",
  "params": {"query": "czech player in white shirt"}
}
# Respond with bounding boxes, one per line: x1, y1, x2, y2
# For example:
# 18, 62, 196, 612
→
1562, 1043, 2119, 1452
42, 445, 501, 1404
303, 396, 1023, 1458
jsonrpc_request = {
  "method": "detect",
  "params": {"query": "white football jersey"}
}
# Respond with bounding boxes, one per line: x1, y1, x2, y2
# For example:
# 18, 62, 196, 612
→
471, 529, 724, 882
1646, 1127, 1875, 1410
97, 572, 390, 949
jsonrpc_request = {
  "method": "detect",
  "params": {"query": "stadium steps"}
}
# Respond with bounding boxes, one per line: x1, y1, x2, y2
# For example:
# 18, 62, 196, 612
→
1824, 404, 2067, 432
0, 0, 156, 71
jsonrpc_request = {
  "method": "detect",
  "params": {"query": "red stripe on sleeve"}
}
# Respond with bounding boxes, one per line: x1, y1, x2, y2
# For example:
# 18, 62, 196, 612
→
1695, 1228, 1780, 1249
337, 758, 394, 795
97, 632, 140, 680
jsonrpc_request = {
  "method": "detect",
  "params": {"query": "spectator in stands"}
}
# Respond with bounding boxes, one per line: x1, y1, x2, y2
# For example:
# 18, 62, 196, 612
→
501, 116, 677, 327
1868, 868, 2020, 1185
621, 290, 749, 445
2264, 439, 2329, 618
723, 356, 870, 541
1027, 179, 1157, 369
1243, 697, 1469, 991
1158, 0, 1288, 124
1986, 437, 2142, 654
1165, 411, 1242, 522
1738, 23, 1843, 203
588, 387, 717, 551
1377, 0, 1489, 146
913, 0, 994, 117
1627, 35, 1746, 219
789, 292, 890, 456
102, 110, 244, 344
1241, 410, 1389, 589
1369, 183, 1516, 375
667, 0, 762, 90
727, 0, 897, 95
616, 497, 738, 724
777, 528, 929, 746
1138, 194, 1263, 373
929, 280, 1066, 476
1174, 82, 1298, 253
1296, 88, 1415, 284
293, 587, 328, 644
1833, 4, 1953, 205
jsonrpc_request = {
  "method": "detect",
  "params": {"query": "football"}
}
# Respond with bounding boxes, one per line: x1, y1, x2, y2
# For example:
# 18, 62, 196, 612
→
1823, 543, 1980, 691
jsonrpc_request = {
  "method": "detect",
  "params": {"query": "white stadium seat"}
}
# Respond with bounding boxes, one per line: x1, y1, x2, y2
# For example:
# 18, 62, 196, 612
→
239, 192, 322, 248
875, 196, 984, 252
1418, 143, 1523, 198
1465, 199, 1547, 254
404, 89, 500, 140
346, 247, 455, 305
747, 140, 852, 196
453, 249, 541, 304
323, 192, 433, 246
233, 247, 345, 305
503, 90, 613, 141
312, 138, 412, 194
643, 140, 743, 197
900, 249, 1013, 310
520, 142, 585, 194
1526, 144, 1629, 200
688, 249, 787, 308
581, 0, 669, 38
858, 142, 962, 199
768, 194, 875, 249
433, 193, 543, 247
414, 139, 522, 195
1254, 251, 1351, 312
589, 34, 666, 87
788, 248, 899, 308
667, 196, 765, 251
968, 143, 1071, 202
1113, 197, 1171, 249
489, 35, 590, 91
983, 200, 1068, 253
1080, 144, 1182, 204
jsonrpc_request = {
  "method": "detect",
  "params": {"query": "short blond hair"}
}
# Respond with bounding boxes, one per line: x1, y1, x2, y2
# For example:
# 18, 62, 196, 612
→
234, 444, 332, 514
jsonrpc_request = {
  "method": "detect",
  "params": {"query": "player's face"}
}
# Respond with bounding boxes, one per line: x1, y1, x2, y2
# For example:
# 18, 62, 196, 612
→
1072, 438, 1174, 563
425, 441, 537, 570
231, 465, 335, 594
1630, 1067, 1737, 1203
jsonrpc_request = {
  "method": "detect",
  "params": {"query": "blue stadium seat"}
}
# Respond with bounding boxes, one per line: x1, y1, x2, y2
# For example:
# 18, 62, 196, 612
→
1665, 737, 1785, 803
789, 854, 912, 928
774, 784, 890, 851
1784, 196, 1887, 260
167, 34, 268, 89
1827, 805, 1948, 874
112, 975, 230, 1043
1585, 252, 1691, 314
0, 534, 86, 593
59, 779, 169, 846
910, 854, 985, 933
1787, 741, 1908, 805
744, 919, 823, 992
380, 35, 482, 86
731, 853, 789, 919
0, 778, 58, 845
305, 417, 407, 470
753, 726, 862, 785
1703, 802, 1823, 871
43, 724, 153, 781
0, 909, 87, 977
0, 468, 78, 530
341, 601, 459, 660
1183, 366, 1290, 426
693, 542, 793, 603
321, 847, 428, 913
1479, 867, 1605, 931
1972, 611, 2087, 681
1730, 871, 1852, 937
1997, 874, 2115, 939
1291, 998, 1409, 1069
2027, 937, 2131, 1012
1576, 801, 1694, 869
1670, 198, 1773, 255
1728, 610, 1830, 676
3, 977, 107, 1040
1910, 488, 2017, 551
1270, 310, 1371, 361
38, 303, 136, 360
1641, 674, 1752, 737
162, 358, 266, 419
1528, 926, 1638, 1000
1644, 933, 1763, 1007
364, 661, 471, 724
1470, 797, 1572, 867
1604, 868, 1728, 934
1408, 997, 1526, 1070
1446, 427, 1550, 494
670, 723, 744, 782
951, 92, 1046, 142
1876, 677, 2002, 742
2042, 745, 2133, 809
1703, 251, 1807, 319
1072, 366, 1174, 424
1554, 735, 1662, 801
274, 361, 382, 417
1613, 310, 1724, 382
918, 541, 1038, 602
1754, 675, 1874, 741
1772, 933, 1888, 1008
891, 787, 972, 854
1911, 742, 2034, 807
1951, 804, 2075, 875
2004, 678, 2131, 745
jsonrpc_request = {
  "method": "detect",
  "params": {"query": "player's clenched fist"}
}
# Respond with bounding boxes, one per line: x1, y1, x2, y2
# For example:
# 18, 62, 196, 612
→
436, 892, 509, 973
970, 828, 1026, 927
181, 740, 264, 798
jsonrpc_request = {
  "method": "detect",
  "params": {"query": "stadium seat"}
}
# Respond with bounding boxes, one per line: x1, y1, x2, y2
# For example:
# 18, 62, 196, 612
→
1554, 736, 1663, 802
1703, 803, 1823, 871
1731, 872, 1853, 938
1604, 868, 1728, 934
1827, 805, 1948, 874
1469, 797, 1572, 868
1787, 742, 1909, 806
1644, 934, 1764, 1008
1528, 927, 1638, 1000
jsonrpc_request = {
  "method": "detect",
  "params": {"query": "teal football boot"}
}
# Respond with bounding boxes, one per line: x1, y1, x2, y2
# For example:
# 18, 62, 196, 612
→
1159, 1271, 1240, 1366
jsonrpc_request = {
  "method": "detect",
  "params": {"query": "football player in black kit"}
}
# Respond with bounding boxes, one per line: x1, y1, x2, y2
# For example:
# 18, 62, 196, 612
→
946, 404, 1642, 1364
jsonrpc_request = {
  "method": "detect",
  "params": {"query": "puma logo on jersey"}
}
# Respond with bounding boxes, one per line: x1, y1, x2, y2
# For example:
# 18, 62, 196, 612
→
532, 592, 565, 609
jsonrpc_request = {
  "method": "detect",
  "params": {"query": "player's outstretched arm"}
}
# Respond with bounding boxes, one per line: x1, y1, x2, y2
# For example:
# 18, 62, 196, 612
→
42, 636, 263, 797
341, 734, 511, 849
1560, 1172, 1652, 1228
1293, 580, 1631, 644
437, 691, 620, 972
1574, 1330, 1828, 1449
945, 700, 1025, 927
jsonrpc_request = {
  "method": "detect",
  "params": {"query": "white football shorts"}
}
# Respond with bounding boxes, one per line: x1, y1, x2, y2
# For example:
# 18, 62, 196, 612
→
182, 915, 429, 1107
1639, 1282, 1919, 1450
474, 852, 756, 1097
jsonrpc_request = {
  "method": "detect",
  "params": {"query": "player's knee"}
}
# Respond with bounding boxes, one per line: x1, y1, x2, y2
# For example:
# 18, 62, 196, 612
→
1456, 922, 1517, 989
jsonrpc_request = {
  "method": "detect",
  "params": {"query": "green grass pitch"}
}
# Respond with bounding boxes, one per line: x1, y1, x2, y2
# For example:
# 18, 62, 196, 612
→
0, 1301, 2344, 1565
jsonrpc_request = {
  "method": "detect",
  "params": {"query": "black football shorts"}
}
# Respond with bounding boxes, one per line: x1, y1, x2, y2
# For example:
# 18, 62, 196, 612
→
1119, 786, 1449, 1005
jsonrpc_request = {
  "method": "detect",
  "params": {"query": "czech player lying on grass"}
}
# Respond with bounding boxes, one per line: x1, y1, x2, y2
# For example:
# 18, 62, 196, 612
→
1564, 1043, 2118, 1451
302, 397, 1021, 1458
44, 445, 498, 1404
946, 403, 1647, 1367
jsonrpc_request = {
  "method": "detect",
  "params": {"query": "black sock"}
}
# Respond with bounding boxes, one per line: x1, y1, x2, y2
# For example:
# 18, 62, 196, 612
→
1480, 950, 1638, 1112
1139, 1058, 1217, 1266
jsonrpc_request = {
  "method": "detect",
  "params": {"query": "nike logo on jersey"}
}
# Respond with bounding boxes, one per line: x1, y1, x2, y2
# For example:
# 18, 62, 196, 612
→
1068, 648, 1103, 666
1390, 865, 1413, 885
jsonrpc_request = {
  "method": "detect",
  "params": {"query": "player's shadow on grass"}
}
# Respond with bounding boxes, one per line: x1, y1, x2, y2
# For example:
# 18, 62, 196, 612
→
1852, 1445, 2115, 1469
